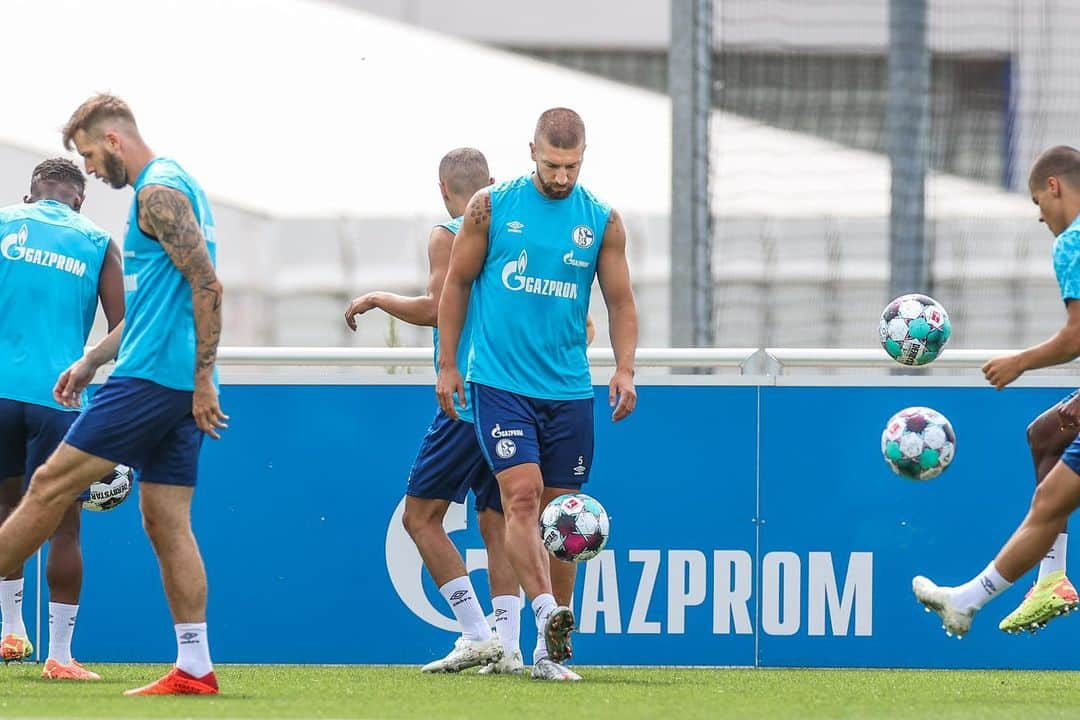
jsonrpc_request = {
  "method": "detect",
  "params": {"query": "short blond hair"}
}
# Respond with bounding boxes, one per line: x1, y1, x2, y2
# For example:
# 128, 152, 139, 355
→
62, 94, 137, 151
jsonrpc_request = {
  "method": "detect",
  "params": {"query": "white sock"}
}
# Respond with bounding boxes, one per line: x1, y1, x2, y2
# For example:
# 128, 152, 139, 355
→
175, 622, 213, 678
0, 578, 26, 637
952, 562, 1014, 612
491, 594, 521, 658
531, 593, 557, 663
1038, 533, 1068, 582
439, 577, 491, 642
47, 602, 78, 665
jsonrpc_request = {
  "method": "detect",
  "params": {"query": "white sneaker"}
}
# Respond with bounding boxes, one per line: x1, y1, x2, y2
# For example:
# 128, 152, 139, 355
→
531, 657, 581, 682
421, 635, 503, 673
477, 649, 524, 675
912, 575, 975, 638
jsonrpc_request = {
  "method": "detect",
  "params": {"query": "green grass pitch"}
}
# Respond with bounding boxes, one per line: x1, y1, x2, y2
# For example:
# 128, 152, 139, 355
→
3, 664, 1080, 719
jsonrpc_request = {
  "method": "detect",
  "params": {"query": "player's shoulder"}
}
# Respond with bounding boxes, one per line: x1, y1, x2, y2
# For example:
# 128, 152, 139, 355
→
435, 215, 464, 236
137, 157, 196, 196
575, 183, 611, 214
0, 201, 107, 243
65, 211, 110, 245
0, 202, 27, 225
1055, 226, 1080, 255
489, 174, 531, 199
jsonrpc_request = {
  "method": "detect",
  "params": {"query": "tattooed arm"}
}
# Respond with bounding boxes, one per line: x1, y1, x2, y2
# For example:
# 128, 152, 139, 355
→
435, 188, 490, 419
138, 184, 228, 438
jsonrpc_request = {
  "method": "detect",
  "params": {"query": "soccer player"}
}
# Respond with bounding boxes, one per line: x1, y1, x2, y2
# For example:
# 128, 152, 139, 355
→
914, 145, 1080, 637
436, 108, 639, 681
0, 159, 124, 679
0, 94, 227, 695
344, 148, 520, 674
994, 401, 1080, 633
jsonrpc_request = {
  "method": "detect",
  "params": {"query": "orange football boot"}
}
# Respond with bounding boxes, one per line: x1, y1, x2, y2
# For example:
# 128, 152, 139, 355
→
123, 667, 219, 696
41, 658, 102, 680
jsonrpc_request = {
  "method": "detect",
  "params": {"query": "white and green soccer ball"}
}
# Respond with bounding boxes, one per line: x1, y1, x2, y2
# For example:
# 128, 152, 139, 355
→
82, 464, 133, 512
881, 407, 956, 481
879, 293, 951, 366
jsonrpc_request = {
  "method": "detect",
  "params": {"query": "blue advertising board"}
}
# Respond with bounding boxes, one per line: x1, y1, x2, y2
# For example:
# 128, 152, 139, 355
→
37, 382, 1080, 668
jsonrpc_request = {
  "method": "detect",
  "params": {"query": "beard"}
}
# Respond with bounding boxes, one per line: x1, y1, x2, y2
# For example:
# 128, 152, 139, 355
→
537, 177, 573, 199
103, 150, 128, 189
535, 168, 574, 199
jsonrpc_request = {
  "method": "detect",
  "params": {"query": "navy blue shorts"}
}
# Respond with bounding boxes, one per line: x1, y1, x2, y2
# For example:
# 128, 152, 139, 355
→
0, 399, 83, 497
65, 376, 203, 487
470, 383, 594, 487
407, 409, 502, 512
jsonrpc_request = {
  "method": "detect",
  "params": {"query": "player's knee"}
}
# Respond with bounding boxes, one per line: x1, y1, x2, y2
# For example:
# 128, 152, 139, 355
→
401, 507, 424, 539
1031, 481, 1072, 522
140, 504, 186, 545
1028, 412, 1072, 462
1028, 418, 1054, 456
25, 462, 74, 507
502, 489, 540, 521
401, 501, 441, 539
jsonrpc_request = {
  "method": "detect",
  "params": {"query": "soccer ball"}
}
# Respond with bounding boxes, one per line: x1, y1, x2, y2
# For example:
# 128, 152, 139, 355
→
879, 294, 951, 366
881, 407, 956, 481
540, 493, 610, 563
82, 464, 133, 512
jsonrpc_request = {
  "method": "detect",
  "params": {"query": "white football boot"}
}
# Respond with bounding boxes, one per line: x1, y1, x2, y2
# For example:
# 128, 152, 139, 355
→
912, 575, 975, 638
421, 635, 503, 673
531, 657, 581, 682
477, 649, 525, 675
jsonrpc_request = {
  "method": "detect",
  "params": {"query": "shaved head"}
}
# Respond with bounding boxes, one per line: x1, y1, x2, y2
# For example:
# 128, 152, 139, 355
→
439, 147, 490, 197
534, 108, 585, 149
1029, 145, 1080, 191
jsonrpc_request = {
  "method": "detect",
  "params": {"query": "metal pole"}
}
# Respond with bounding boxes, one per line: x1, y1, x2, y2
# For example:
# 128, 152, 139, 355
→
887, 0, 931, 298
670, 0, 715, 349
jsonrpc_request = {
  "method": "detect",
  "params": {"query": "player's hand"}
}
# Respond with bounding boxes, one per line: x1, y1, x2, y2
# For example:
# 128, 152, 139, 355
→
1059, 393, 1080, 430
344, 293, 380, 331
609, 368, 637, 422
436, 366, 466, 420
982, 354, 1025, 390
53, 357, 98, 408
193, 377, 229, 439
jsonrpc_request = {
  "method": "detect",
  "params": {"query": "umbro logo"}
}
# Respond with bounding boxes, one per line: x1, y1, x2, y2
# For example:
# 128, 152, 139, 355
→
506, 221, 525, 234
